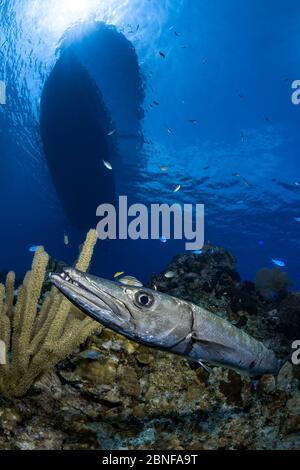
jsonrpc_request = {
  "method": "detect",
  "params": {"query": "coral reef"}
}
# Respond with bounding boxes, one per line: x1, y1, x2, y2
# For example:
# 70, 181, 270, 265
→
255, 267, 292, 301
0, 230, 101, 398
0, 244, 299, 449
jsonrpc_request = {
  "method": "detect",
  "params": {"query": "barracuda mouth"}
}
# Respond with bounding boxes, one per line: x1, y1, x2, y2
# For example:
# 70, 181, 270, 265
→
50, 269, 127, 326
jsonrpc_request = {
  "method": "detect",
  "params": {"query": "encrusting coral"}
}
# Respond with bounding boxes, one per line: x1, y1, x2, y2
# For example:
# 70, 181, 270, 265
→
0, 230, 101, 398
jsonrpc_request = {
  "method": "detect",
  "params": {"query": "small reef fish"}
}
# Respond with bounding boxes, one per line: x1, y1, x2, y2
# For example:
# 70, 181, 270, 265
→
165, 125, 173, 135
164, 271, 175, 279
159, 166, 168, 172
64, 234, 69, 246
271, 259, 286, 267
118, 276, 143, 287
29, 246, 40, 253
51, 269, 281, 377
173, 184, 181, 193
79, 349, 102, 360
160, 236, 167, 243
107, 129, 116, 136
192, 249, 203, 255
103, 160, 113, 171
114, 271, 125, 279
159, 51, 166, 59
188, 119, 197, 124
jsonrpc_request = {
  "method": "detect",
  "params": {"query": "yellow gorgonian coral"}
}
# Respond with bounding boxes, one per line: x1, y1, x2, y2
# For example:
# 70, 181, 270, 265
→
0, 230, 101, 398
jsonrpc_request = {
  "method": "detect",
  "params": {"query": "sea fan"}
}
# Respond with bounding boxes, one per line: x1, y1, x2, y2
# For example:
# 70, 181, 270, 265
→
255, 267, 292, 300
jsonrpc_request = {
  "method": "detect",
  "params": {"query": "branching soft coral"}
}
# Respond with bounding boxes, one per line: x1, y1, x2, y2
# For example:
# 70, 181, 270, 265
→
0, 230, 101, 398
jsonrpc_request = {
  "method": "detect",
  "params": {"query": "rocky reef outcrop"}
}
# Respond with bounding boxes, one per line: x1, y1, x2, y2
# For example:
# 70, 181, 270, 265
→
0, 246, 299, 450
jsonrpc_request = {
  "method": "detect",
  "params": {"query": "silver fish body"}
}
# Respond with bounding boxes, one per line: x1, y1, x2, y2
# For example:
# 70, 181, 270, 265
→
51, 269, 281, 377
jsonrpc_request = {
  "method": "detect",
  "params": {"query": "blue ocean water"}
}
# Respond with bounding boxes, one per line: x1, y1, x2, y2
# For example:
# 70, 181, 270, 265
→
0, 0, 299, 288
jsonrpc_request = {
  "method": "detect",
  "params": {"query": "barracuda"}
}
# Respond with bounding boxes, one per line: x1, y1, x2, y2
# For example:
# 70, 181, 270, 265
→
51, 268, 281, 377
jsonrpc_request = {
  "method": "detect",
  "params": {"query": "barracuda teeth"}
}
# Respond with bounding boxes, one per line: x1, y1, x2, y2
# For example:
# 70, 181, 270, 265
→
60, 272, 80, 287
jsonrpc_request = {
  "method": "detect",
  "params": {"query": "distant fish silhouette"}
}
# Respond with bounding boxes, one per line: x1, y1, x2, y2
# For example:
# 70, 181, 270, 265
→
192, 250, 203, 255
64, 234, 70, 246
103, 160, 113, 171
271, 259, 286, 267
29, 246, 40, 253
173, 184, 181, 193
165, 125, 173, 135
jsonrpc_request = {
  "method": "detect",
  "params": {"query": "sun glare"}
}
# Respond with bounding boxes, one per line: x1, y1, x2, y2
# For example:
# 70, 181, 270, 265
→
59, 0, 95, 14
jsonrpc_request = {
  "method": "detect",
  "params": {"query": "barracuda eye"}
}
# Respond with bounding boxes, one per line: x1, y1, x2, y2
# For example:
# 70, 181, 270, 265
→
134, 291, 154, 308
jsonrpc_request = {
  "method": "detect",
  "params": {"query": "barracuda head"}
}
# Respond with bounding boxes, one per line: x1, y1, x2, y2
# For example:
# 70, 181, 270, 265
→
50, 268, 193, 350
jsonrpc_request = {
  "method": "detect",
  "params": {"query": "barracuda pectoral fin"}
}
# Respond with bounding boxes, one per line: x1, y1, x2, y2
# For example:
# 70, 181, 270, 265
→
198, 360, 213, 374
187, 359, 213, 374
188, 335, 236, 373
191, 333, 235, 356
